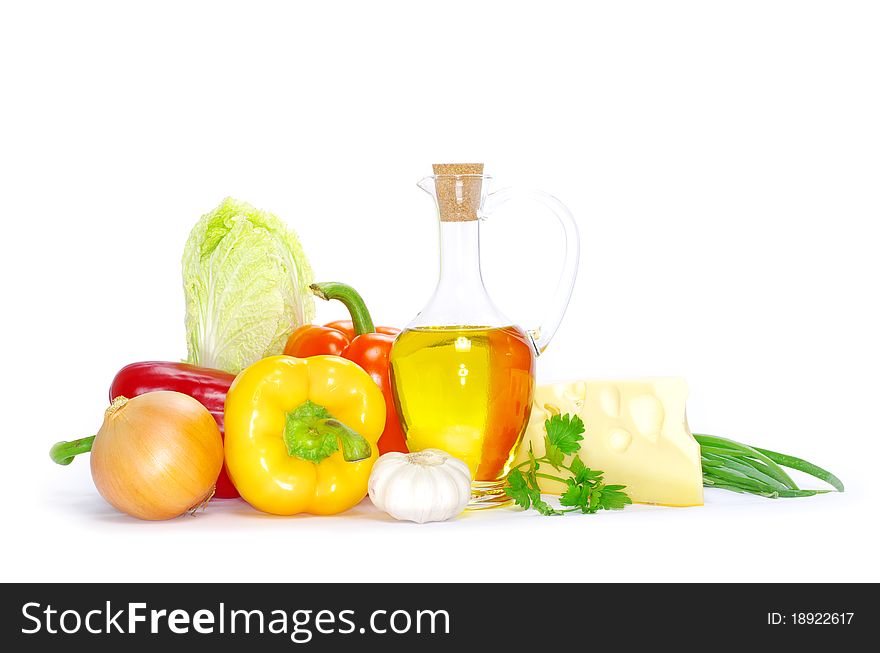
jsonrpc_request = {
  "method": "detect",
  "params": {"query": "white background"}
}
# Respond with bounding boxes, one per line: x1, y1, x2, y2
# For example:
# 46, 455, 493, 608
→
1, 0, 878, 583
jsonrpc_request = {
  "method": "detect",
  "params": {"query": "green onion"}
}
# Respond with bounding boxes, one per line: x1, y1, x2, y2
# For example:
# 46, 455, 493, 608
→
694, 434, 843, 499
752, 446, 844, 492
702, 452, 792, 491
694, 434, 798, 489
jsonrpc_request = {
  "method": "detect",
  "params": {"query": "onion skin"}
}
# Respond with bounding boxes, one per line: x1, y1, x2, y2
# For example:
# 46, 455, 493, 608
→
90, 391, 224, 520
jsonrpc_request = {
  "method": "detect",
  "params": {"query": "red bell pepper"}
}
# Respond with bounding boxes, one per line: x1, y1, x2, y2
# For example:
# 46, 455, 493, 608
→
284, 282, 407, 455
109, 361, 239, 499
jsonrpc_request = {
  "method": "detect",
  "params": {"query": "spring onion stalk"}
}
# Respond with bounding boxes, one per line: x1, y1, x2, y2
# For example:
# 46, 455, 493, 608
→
694, 434, 843, 499
752, 446, 844, 492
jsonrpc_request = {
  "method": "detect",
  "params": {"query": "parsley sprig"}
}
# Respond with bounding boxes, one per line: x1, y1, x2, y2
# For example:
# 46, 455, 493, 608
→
505, 413, 632, 515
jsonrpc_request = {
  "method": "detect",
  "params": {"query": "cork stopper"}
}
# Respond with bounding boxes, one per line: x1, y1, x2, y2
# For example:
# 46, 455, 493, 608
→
432, 163, 484, 222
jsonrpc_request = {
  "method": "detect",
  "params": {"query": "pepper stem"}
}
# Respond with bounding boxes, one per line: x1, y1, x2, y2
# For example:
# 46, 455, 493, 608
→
50, 436, 96, 465
310, 282, 376, 336
283, 400, 372, 464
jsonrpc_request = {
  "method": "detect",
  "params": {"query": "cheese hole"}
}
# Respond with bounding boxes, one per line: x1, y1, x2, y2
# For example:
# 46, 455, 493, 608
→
607, 428, 632, 453
598, 387, 620, 418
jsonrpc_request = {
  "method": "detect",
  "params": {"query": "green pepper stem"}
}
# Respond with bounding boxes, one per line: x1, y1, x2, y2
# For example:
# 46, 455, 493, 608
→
50, 436, 95, 465
283, 400, 372, 464
310, 282, 376, 336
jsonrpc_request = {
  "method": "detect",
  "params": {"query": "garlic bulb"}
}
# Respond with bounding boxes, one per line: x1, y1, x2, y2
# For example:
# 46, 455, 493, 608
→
368, 449, 472, 523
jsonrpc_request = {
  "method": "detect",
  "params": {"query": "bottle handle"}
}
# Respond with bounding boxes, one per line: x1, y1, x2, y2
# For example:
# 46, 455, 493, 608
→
483, 187, 580, 356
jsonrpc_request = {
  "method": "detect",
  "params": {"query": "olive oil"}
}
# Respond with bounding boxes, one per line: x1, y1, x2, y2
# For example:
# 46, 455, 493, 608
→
395, 163, 580, 507
390, 325, 535, 484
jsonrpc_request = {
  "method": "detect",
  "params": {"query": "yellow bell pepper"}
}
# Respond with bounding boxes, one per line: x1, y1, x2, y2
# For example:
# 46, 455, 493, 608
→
224, 355, 385, 515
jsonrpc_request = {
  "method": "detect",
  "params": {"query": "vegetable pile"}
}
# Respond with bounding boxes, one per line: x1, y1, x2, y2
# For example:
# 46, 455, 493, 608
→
49, 194, 844, 523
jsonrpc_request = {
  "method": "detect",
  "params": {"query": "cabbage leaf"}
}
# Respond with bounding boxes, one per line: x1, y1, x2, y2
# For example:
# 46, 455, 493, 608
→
183, 197, 314, 374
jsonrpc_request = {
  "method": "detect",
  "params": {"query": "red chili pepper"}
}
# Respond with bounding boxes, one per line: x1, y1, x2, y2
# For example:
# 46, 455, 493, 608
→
284, 282, 407, 455
109, 361, 239, 499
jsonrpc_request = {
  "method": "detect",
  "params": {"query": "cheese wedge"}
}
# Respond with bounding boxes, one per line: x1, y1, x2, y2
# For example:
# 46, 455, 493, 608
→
514, 378, 703, 506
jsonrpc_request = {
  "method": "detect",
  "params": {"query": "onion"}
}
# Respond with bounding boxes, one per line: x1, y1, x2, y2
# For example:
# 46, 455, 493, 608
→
87, 391, 224, 520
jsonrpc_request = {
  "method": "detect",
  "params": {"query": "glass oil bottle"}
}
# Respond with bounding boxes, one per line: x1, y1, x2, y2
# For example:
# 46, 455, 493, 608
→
390, 163, 580, 507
